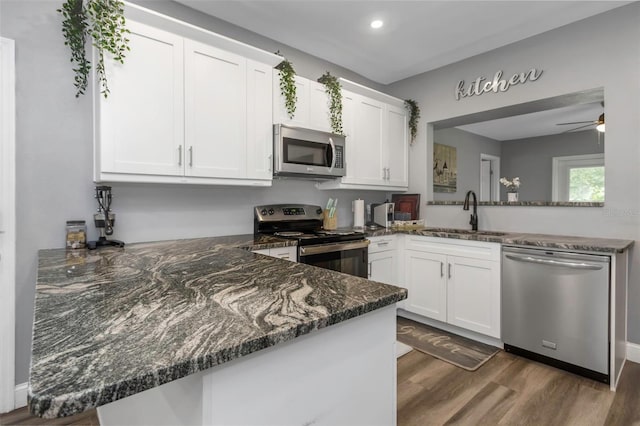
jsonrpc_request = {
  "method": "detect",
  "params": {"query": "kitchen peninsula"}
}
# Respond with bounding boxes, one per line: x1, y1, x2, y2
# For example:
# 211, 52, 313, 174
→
29, 235, 407, 425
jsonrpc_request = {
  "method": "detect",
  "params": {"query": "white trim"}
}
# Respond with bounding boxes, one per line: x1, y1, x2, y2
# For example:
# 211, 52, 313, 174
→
627, 342, 640, 363
551, 153, 604, 201
13, 383, 27, 410
0, 37, 16, 415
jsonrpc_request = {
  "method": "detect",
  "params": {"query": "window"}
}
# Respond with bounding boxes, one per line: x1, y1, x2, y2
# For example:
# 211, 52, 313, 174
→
552, 154, 604, 202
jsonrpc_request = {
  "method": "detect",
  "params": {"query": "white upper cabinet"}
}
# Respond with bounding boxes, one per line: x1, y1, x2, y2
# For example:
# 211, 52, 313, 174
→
184, 40, 246, 179
273, 74, 332, 133
95, 8, 280, 186
98, 21, 184, 177
317, 79, 409, 191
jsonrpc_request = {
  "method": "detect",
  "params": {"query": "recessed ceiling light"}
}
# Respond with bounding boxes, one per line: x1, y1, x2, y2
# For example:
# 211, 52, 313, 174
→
370, 20, 383, 29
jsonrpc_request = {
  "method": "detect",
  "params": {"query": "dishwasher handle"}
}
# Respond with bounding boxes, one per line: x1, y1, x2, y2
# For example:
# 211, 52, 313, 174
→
504, 254, 604, 270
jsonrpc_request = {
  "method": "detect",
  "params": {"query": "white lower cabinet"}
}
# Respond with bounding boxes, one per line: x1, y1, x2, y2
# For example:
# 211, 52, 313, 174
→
403, 236, 501, 339
367, 236, 398, 285
252, 246, 297, 262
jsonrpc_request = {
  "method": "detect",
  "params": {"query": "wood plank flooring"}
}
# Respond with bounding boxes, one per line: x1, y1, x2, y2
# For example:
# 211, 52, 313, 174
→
398, 349, 640, 426
2, 351, 639, 425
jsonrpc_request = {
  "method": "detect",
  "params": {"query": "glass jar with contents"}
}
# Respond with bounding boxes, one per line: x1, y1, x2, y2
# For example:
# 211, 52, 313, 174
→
66, 220, 87, 249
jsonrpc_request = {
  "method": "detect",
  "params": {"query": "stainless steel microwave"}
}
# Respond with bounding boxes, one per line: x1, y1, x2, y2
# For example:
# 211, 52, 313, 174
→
273, 124, 345, 178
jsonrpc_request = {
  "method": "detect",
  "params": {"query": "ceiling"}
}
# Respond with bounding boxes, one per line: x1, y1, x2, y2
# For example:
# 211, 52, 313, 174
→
456, 101, 604, 141
175, 1, 631, 85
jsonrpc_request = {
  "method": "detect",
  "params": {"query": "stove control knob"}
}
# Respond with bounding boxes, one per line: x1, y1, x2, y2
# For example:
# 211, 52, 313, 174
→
316, 208, 322, 215
260, 209, 268, 216
268, 209, 275, 215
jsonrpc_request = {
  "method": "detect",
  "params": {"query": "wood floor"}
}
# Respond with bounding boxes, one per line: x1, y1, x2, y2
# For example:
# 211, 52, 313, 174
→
2, 351, 639, 425
398, 349, 640, 426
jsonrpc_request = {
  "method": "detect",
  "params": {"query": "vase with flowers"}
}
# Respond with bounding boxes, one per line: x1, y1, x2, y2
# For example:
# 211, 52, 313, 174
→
500, 177, 521, 202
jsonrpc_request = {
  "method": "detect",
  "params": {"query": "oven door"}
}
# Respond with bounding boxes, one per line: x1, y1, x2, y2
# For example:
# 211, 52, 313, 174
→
298, 240, 369, 278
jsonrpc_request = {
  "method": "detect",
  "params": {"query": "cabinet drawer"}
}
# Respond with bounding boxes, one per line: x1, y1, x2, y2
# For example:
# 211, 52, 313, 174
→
405, 236, 500, 262
269, 246, 297, 262
368, 236, 397, 253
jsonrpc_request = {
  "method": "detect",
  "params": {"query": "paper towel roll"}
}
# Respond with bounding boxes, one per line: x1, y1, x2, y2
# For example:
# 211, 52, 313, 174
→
353, 199, 365, 228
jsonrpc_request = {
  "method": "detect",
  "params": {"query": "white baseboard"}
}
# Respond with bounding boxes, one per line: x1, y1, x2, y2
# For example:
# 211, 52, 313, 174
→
627, 342, 640, 363
14, 382, 27, 409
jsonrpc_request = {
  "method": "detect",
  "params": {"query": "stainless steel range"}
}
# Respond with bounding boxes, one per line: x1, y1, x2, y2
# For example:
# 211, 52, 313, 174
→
254, 204, 369, 278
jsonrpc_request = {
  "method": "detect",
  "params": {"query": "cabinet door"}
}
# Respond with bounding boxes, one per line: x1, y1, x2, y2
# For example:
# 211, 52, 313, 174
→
184, 39, 246, 178
308, 80, 332, 132
100, 21, 184, 176
404, 251, 447, 322
447, 256, 501, 338
273, 74, 309, 127
385, 104, 409, 187
368, 251, 397, 285
351, 96, 386, 185
246, 60, 273, 180
340, 90, 357, 180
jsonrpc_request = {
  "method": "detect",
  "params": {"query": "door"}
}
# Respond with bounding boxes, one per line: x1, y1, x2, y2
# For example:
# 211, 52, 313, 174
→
185, 39, 247, 178
479, 154, 500, 202
246, 60, 273, 180
299, 241, 369, 278
273, 74, 309, 127
368, 251, 397, 285
385, 104, 409, 187
308, 80, 331, 132
404, 250, 447, 321
100, 21, 184, 176
447, 256, 500, 338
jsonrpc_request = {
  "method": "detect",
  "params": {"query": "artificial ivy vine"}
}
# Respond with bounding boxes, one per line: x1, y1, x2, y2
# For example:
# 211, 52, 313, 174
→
317, 72, 343, 135
274, 51, 297, 119
404, 99, 421, 145
58, 0, 130, 98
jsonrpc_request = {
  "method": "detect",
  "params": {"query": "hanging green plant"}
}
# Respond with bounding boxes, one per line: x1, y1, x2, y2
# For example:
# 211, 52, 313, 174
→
58, 0, 130, 98
404, 99, 421, 145
274, 51, 297, 120
317, 72, 343, 135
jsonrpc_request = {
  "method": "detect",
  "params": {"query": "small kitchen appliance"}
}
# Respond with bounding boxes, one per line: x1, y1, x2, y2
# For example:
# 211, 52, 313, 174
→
87, 185, 125, 250
273, 124, 346, 179
254, 204, 368, 277
373, 202, 395, 228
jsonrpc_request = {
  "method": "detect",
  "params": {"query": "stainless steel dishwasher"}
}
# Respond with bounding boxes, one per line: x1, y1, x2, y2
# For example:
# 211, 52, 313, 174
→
502, 246, 610, 383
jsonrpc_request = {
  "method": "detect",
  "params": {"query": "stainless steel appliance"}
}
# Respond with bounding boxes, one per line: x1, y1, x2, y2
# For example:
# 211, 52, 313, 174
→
254, 204, 369, 278
87, 185, 125, 250
373, 202, 395, 228
273, 124, 346, 178
502, 246, 610, 383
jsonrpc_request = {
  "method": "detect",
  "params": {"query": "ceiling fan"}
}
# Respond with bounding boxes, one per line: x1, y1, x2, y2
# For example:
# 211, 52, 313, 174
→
556, 107, 605, 133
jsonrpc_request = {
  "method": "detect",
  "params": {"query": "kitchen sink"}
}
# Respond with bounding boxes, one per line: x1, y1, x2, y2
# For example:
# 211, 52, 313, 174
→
424, 227, 508, 237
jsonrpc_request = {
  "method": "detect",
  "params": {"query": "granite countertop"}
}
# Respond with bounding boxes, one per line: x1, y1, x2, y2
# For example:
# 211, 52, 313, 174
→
29, 235, 407, 418
364, 227, 633, 253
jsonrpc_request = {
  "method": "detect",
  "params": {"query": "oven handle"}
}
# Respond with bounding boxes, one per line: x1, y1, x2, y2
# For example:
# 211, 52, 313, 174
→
299, 240, 370, 256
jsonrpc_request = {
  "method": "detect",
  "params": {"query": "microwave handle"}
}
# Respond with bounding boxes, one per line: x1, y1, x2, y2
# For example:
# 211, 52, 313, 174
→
327, 137, 336, 171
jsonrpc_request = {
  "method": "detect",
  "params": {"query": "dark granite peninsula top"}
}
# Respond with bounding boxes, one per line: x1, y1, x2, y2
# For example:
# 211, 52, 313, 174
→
30, 235, 406, 418
365, 227, 633, 253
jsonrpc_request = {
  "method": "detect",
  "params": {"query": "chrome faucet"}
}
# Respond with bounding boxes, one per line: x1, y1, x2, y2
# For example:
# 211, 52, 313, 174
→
463, 190, 478, 231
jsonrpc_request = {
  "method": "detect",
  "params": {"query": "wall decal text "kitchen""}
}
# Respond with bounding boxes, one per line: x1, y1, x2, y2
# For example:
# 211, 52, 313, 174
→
455, 68, 543, 100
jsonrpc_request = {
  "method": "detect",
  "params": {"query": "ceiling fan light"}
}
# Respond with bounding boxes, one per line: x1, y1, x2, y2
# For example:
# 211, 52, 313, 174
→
596, 113, 605, 132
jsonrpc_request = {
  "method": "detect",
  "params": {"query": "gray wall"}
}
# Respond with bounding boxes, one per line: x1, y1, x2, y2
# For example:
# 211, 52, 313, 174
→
433, 128, 501, 201
501, 130, 605, 201
388, 4, 640, 341
0, 0, 389, 385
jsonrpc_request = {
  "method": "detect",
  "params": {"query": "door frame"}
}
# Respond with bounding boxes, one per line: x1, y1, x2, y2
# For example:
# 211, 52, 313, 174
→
479, 153, 500, 202
0, 37, 16, 413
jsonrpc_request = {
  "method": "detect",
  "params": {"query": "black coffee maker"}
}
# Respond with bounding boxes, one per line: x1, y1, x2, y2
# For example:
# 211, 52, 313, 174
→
87, 185, 125, 250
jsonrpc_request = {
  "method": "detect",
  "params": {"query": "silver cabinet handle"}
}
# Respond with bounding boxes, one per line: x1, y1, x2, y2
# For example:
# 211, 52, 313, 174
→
268, 154, 272, 172
448, 263, 452, 279
368, 261, 372, 278
189, 146, 193, 167
377, 241, 389, 247
178, 146, 182, 166
440, 262, 444, 278
505, 254, 604, 270
277, 253, 289, 259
